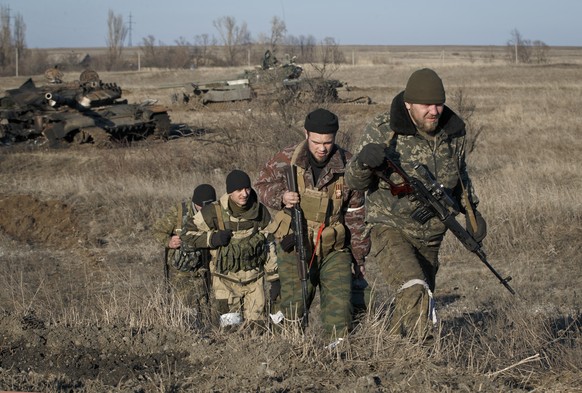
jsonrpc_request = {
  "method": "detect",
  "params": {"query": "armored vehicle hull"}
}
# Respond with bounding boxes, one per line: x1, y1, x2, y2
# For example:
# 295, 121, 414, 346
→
0, 72, 171, 146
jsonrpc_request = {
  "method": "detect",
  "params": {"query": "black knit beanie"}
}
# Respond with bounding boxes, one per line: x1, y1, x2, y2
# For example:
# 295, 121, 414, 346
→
403, 68, 446, 105
192, 184, 216, 206
226, 170, 251, 193
304, 108, 339, 133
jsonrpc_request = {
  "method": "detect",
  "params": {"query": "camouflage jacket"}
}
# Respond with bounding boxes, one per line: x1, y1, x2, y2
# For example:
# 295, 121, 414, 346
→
254, 141, 370, 265
345, 91, 479, 242
152, 200, 200, 264
181, 191, 278, 280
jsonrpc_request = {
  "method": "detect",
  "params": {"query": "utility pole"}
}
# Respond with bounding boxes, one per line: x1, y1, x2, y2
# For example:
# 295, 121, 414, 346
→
128, 12, 134, 47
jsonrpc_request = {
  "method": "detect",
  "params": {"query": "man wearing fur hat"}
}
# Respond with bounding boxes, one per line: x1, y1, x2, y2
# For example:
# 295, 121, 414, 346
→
345, 68, 487, 341
153, 183, 217, 321
181, 170, 279, 328
255, 108, 369, 339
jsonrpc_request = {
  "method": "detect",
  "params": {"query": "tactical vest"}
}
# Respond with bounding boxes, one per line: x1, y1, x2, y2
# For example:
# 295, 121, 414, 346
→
207, 202, 267, 274
173, 201, 204, 272
269, 141, 347, 259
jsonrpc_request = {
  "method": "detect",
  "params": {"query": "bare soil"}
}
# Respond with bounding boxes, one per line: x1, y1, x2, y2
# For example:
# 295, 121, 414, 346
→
1, 57, 582, 392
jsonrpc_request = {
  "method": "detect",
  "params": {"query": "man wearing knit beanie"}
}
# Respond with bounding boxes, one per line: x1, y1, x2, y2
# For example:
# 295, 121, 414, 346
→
255, 108, 370, 341
345, 68, 487, 343
192, 183, 217, 209
180, 169, 279, 329
225, 169, 251, 194
153, 182, 217, 321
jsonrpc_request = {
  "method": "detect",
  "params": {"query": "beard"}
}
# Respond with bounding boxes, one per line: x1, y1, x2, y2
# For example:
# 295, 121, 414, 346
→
417, 117, 439, 133
409, 107, 440, 134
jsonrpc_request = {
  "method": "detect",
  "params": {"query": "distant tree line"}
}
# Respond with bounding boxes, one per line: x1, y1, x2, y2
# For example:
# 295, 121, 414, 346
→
134, 15, 345, 71
0, 11, 553, 77
506, 28, 549, 64
0, 9, 346, 76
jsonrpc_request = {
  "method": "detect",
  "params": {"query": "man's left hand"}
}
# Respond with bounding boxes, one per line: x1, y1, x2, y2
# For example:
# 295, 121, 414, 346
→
269, 280, 281, 303
466, 211, 487, 242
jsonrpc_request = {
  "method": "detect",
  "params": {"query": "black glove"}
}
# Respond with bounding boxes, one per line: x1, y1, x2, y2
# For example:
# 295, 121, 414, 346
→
210, 229, 233, 247
280, 234, 296, 253
358, 143, 387, 169
466, 211, 487, 242
269, 280, 281, 303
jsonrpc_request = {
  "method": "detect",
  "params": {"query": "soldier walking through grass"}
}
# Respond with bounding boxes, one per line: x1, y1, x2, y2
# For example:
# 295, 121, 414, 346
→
345, 68, 487, 342
181, 170, 279, 329
153, 183, 217, 323
255, 108, 369, 340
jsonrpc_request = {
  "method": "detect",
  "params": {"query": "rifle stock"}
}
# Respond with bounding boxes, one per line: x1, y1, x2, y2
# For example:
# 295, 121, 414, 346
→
377, 158, 515, 295
287, 164, 310, 326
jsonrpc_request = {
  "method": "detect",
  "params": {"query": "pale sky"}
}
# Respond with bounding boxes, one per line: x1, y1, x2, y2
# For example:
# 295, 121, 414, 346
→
6, 0, 582, 48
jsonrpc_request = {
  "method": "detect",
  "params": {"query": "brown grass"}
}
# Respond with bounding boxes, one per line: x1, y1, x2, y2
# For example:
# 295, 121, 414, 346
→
0, 46, 581, 392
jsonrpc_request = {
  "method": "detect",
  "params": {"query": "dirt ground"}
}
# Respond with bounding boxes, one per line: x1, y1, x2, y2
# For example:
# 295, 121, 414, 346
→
1, 60, 581, 392
0, 182, 576, 393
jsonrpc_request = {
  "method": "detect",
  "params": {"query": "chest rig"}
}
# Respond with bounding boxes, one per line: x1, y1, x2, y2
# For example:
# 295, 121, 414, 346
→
207, 201, 267, 274
272, 141, 348, 259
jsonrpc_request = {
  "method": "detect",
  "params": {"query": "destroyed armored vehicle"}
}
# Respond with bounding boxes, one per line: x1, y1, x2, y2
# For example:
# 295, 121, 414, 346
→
190, 78, 253, 105
176, 50, 371, 107
0, 71, 171, 146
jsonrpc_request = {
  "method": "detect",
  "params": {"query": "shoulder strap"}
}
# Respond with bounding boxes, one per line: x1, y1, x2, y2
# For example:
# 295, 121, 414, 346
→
176, 200, 188, 231
291, 141, 307, 193
214, 202, 226, 231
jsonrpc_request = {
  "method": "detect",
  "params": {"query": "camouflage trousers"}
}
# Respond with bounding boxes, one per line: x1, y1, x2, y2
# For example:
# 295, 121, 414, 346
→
371, 224, 440, 340
277, 246, 353, 338
167, 266, 211, 321
212, 268, 266, 322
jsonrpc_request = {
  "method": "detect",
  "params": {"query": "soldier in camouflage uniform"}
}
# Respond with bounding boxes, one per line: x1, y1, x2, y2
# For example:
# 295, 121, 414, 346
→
345, 68, 487, 341
153, 184, 217, 320
255, 108, 369, 339
181, 170, 279, 328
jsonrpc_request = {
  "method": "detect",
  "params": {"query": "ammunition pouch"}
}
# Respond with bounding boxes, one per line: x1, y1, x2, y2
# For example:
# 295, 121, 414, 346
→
301, 188, 331, 223
306, 220, 346, 259
172, 247, 204, 272
217, 230, 267, 273
410, 205, 436, 225
264, 209, 293, 239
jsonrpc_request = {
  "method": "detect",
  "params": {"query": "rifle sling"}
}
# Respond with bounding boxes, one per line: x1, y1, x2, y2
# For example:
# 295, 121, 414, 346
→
455, 160, 478, 233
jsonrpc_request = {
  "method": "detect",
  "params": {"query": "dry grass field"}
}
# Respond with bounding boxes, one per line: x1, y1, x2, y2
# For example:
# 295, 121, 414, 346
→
0, 46, 581, 392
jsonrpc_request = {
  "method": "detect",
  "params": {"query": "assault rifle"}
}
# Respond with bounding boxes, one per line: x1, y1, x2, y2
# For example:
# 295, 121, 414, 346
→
287, 164, 310, 327
376, 158, 515, 295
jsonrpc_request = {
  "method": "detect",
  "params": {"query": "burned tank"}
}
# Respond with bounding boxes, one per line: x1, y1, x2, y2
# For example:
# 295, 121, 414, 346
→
175, 50, 371, 107
0, 70, 171, 146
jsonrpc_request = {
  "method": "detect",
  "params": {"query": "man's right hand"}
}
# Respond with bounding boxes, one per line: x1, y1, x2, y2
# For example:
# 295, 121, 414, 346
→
358, 143, 387, 168
280, 234, 296, 253
282, 191, 300, 208
168, 235, 181, 249
210, 229, 233, 247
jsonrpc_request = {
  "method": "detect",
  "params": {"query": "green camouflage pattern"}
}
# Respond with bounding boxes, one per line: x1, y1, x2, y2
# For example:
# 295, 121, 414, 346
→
345, 91, 478, 241
168, 268, 211, 319
371, 225, 439, 340
152, 200, 211, 312
277, 247, 353, 337
345, 91, 480, 340
255, 140, 369, 337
